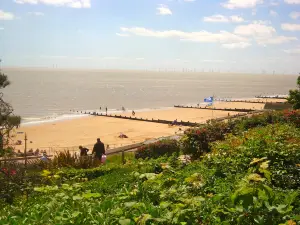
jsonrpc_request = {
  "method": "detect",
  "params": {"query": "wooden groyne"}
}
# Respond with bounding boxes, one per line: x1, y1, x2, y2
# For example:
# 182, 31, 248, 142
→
71, 110, 199, 127
255, 95, 287, 100
215, 99, 285, 104
174, 105, 255, 113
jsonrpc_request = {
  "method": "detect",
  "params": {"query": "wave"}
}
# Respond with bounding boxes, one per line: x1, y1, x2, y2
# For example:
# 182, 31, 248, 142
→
21, 113, 90, 126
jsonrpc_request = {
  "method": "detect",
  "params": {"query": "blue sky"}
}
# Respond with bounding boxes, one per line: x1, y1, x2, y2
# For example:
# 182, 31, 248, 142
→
0, 0, 300, 73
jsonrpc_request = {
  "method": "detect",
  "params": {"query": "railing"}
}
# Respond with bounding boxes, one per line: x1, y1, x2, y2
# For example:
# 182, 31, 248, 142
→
0, 142, 145, 165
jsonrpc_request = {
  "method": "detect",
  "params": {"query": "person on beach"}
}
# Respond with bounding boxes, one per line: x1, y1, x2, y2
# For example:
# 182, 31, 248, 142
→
132, 110, 135, 116
79, 146, 89, 157
172, 119, 178, 126
92, 138, 105, 160
41, 153, 49, 162
100, 106, 102, 110
105, 107, 108, 114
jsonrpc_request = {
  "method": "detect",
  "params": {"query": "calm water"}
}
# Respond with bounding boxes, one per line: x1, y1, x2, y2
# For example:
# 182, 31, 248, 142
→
2, 68, 297, 124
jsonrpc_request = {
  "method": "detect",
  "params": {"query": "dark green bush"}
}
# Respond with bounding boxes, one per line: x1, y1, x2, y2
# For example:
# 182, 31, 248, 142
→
135, 139, 180, 159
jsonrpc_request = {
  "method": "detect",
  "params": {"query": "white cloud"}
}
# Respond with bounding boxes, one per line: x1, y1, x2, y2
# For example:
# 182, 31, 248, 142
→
116, 33, 130, 37
290, 11, 300, 19
234, 21, 275, 37
203, 14, 244, 23
119, 27, 249, 45
222, 0, 263, 9
234, 21, 298, 45
284, 48, 300, 54
0, 27, 4, 30
281, 23, 300, 31
136, 58, 145, 60
269, 10, 278, 16
258, 36, 297, 45
284, 0, 300, 4
270, 0, 279, 6
231, 15, 245, 22
157, 5, 172, 15
183, 0, 195, 2
222, 42, 252, 49
14, 0, 91, 8
28, 12, 44, 16
0, 10, 15, 20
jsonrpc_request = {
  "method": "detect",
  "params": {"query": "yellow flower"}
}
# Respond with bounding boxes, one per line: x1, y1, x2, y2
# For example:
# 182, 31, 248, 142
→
247, 173, 265, 182
260, 161, 270, 169
250, 157, 268, 166
207, 193, 214, 198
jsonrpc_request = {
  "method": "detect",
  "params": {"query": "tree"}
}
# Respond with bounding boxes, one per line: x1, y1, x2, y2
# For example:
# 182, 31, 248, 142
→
0, 72, 21, 156
287, 76, 300, 110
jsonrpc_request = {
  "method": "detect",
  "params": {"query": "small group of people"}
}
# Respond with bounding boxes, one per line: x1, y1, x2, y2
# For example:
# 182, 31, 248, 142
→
99, 107, 108, 114
79, 138, 106, 161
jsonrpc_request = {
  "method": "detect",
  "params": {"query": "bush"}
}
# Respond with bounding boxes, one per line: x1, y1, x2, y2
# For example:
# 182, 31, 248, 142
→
181, 122, 231, 159
181, 110, 300, 159
283, 110, 300, 127
135, 139, 180, 159
41, 151, 101, 170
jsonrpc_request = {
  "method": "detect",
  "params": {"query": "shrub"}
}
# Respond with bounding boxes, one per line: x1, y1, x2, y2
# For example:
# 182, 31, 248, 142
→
41, 150, 101, 170
135, 139, 180, 159
283, 110, 300, 127
181, 122, 230, 159
181, 110, 300, 159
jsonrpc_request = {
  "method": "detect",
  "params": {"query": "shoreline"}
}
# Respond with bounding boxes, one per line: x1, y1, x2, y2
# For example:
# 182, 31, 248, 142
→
19, 96, 285, 127
12, 98, 286, 154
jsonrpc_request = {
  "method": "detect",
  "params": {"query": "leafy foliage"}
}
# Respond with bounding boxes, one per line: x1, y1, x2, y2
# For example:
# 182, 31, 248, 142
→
135, 139, 180, 159
287, 76, 300, 109
0, 122, 299, 224
0, 72, 21, 156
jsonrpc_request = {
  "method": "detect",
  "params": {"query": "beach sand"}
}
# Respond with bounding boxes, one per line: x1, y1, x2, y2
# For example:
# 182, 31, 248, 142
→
12, 100, 273, 153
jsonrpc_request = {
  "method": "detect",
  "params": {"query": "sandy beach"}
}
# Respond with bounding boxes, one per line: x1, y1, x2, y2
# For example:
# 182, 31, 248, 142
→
11, 100, 271, 154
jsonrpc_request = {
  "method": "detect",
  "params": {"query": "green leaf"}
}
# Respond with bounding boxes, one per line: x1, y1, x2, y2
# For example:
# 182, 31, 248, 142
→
124, 202, 137, 208
73, 195, 83, 200
159, 201, 171, 209
72, 211, 80, 218
293, 215, 300, 221
82, 192, 101, 199
111, 208, 123, 216
119, 218, 131, 225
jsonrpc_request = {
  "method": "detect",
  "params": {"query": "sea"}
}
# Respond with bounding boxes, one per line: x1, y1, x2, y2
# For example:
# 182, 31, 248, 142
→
2, 68, 298, 126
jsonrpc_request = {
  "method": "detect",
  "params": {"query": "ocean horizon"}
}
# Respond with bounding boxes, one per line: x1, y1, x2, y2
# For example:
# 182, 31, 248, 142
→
2, 68, 297, 126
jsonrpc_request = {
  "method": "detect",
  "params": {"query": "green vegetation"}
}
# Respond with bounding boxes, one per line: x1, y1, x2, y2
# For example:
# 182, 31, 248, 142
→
287, 76, 300, 110
0, 110, 299, 224
0, 72, 21, 156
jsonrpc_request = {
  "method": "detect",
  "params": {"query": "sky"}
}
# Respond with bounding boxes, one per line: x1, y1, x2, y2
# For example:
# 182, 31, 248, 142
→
0, 0, 300, 74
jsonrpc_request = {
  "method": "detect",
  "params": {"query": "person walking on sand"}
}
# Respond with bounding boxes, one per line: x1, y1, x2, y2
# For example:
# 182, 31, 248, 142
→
105, 107, 108, 115
132, 110, 135, 116
92, 138, 105, 160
